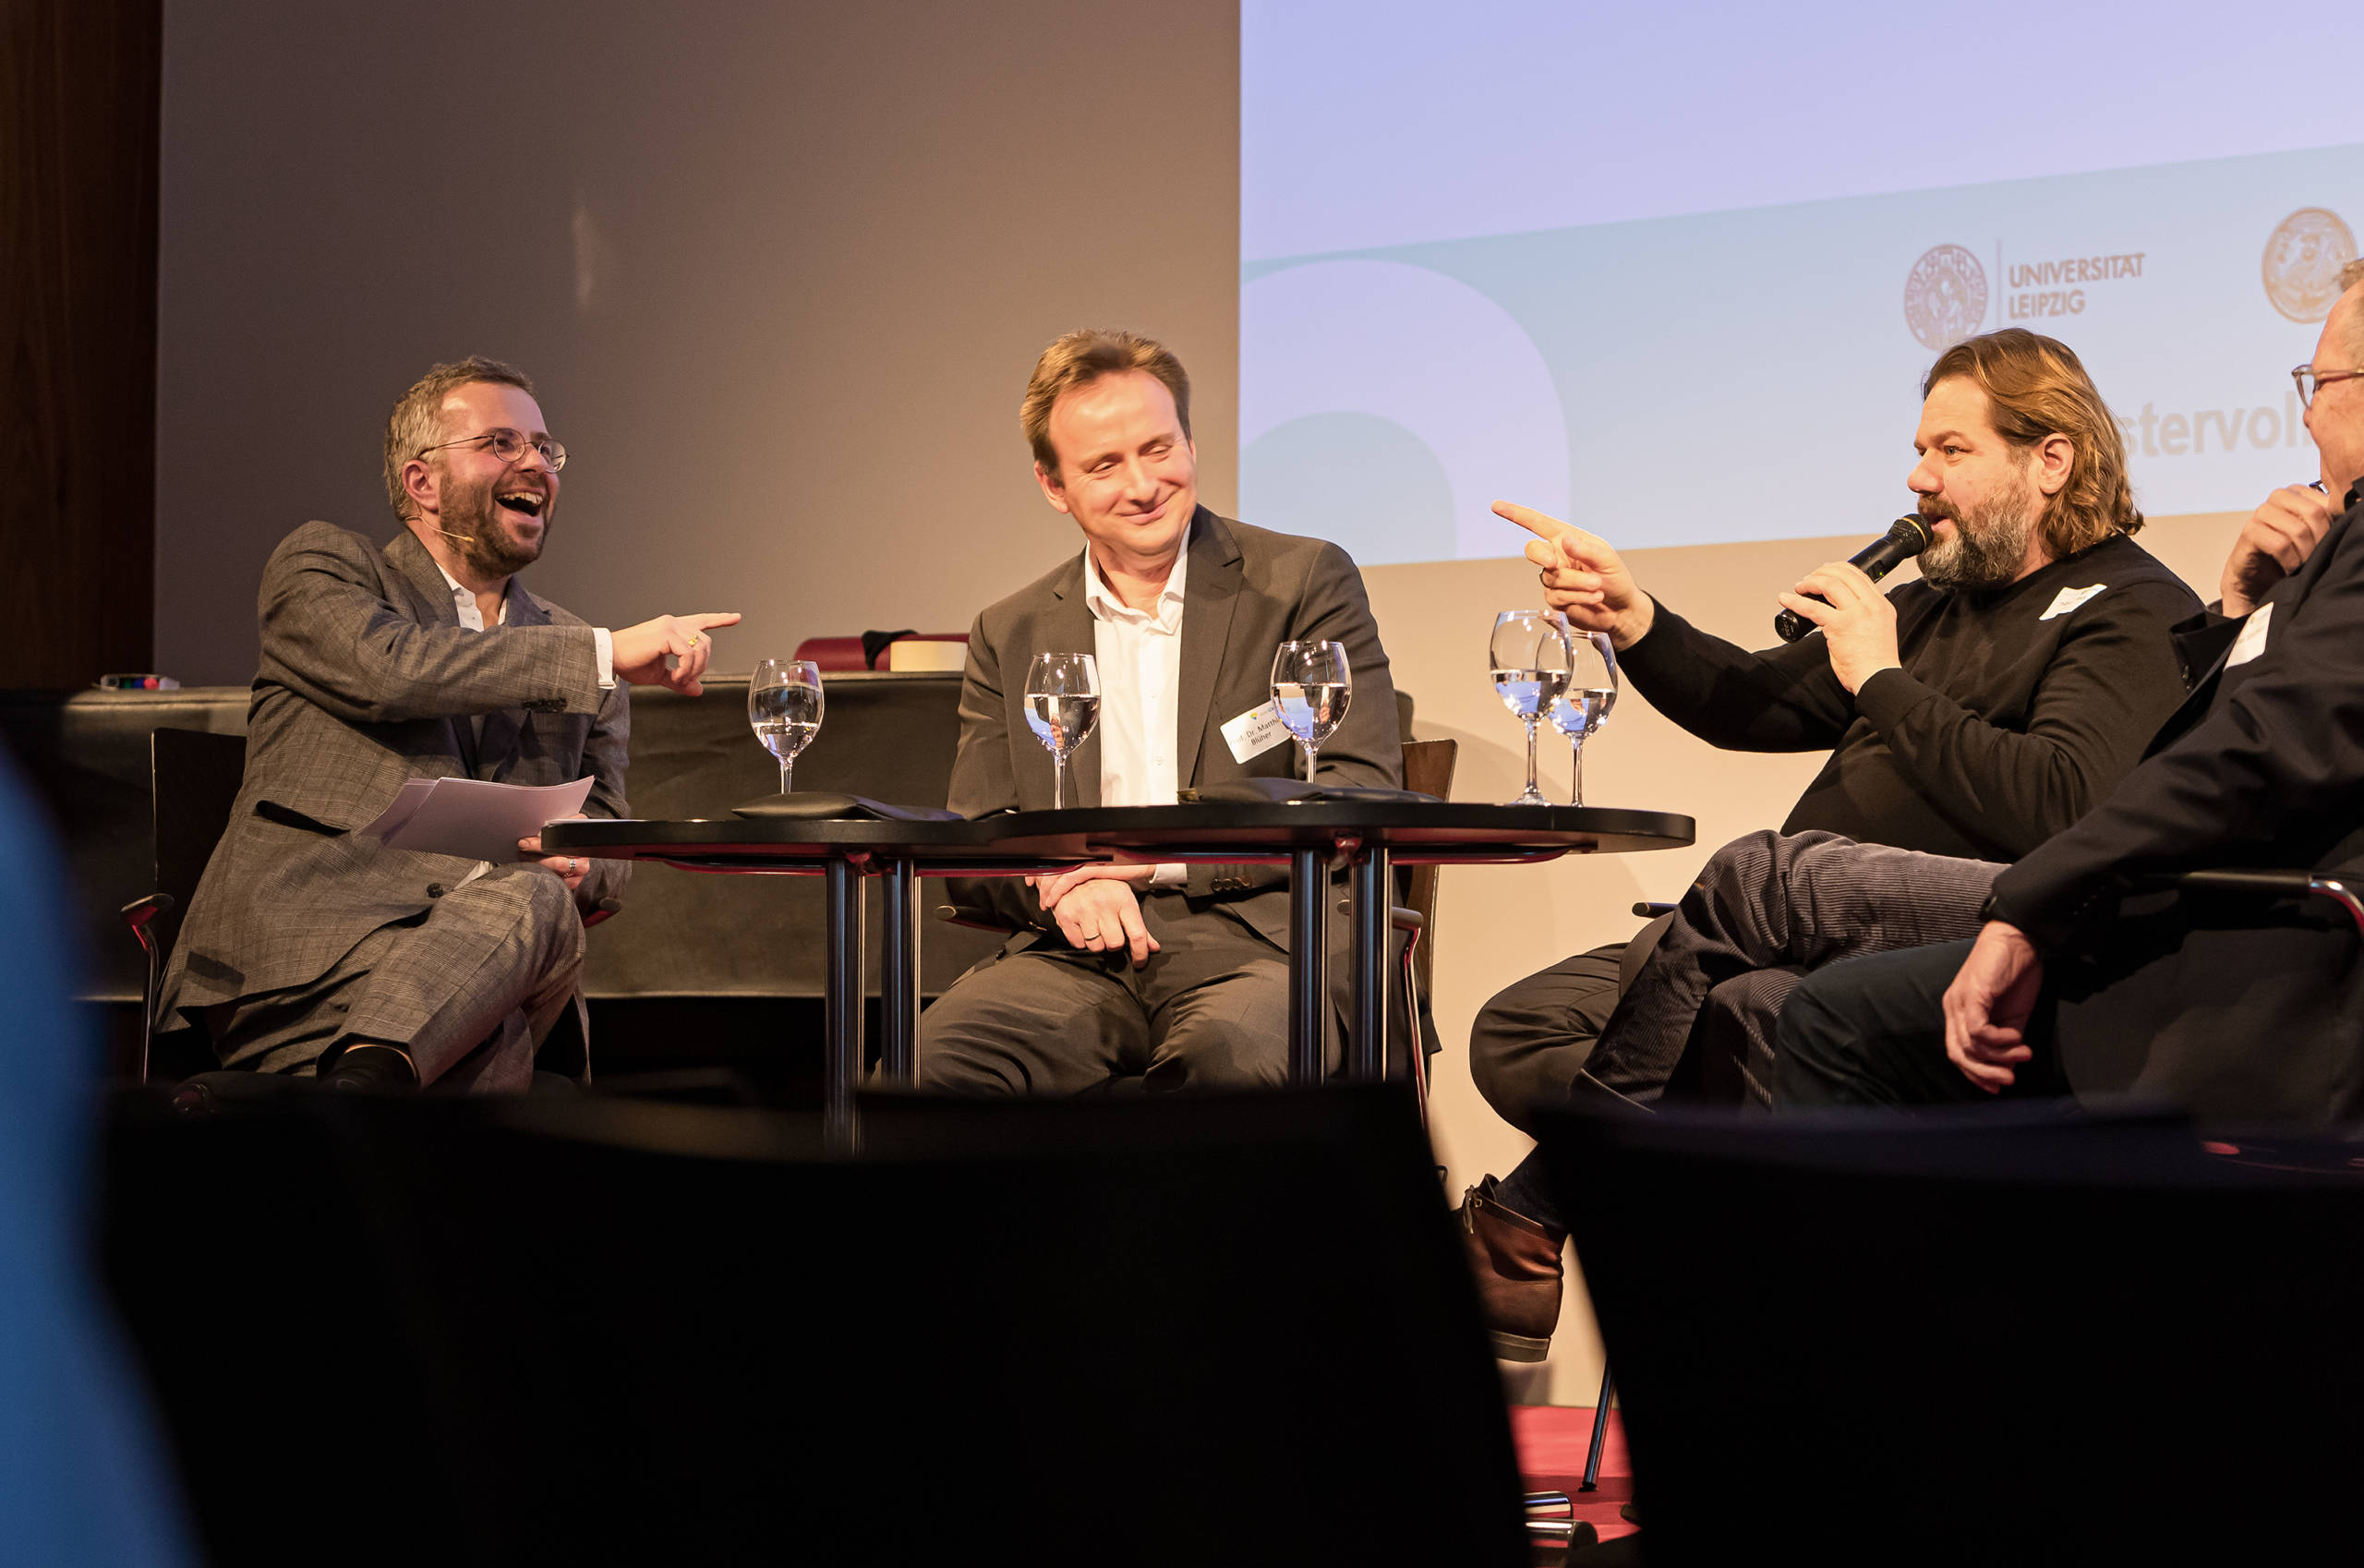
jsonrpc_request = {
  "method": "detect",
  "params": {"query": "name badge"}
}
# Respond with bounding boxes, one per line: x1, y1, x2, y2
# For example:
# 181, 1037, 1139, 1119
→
2040, 584, 2107, 621
1221, 700, 1291, 764
2227, 602, 2274, 669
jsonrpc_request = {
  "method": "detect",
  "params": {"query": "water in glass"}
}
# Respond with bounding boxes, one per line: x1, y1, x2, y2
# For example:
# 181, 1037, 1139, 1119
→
748, 658, 825, 793
1270, 641, 1352, 781
1547, 630, 1621, 805
1489, 610, 1573, 804
1024, 652, 1101, 809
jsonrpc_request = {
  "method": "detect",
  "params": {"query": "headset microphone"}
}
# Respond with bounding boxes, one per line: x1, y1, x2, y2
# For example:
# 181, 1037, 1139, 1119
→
1773, 514, 1934, 643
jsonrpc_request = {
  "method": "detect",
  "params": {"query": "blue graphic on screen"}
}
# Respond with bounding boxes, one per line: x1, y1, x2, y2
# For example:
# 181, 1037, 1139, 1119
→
1241, 2, 2364, 562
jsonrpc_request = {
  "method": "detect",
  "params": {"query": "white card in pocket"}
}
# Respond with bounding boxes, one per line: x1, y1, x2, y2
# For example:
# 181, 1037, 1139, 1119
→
2040, 584, 2106, 621
2227, 602, 2274, 669
1222, 700, 1291, 764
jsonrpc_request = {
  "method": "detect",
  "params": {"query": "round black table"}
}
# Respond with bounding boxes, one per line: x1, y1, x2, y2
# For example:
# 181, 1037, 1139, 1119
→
542, 816, 1092, 1144
989, 802, 1696, 1085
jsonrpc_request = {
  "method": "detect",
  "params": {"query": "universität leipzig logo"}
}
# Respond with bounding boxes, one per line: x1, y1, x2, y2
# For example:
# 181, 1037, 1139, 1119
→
1903, 245, 1988, 351
2262, 208, 2357, 323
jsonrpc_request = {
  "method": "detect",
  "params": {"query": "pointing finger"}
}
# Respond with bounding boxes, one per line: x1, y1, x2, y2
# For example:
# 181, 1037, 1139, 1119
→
1493, 500, 1574, 541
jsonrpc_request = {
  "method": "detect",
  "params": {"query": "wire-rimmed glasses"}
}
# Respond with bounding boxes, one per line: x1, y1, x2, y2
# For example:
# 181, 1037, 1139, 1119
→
1490, 610, 1574, 805
1025, 653, 1101, 810
416, 427, 569, 470
2292, 365, 2364, 408
748, 659, 823, 793
1271, 641, 1353, 781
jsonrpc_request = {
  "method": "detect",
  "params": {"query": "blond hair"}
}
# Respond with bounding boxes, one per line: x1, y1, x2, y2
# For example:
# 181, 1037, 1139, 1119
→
1019, 329, 1190, 476
1923, 329, 2139, 554
382, 356, 537, 520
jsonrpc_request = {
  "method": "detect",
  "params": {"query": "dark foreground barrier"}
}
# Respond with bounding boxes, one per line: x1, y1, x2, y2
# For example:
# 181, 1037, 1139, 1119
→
1539, 1106, 2364, 1566
103, 1085, 1523, 1568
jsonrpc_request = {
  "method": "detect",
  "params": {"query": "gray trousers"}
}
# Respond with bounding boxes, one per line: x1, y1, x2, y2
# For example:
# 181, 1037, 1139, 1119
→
916, 893, 1324, 1095
1470, 830, 2002, 1122
209, 864, 586, 1092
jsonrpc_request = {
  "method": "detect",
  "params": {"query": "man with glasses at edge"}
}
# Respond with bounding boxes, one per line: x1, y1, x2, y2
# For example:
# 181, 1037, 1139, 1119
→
154, 357, 741, 1092
1461, 329, 2205, 1361
1771, 261, 2364, 1120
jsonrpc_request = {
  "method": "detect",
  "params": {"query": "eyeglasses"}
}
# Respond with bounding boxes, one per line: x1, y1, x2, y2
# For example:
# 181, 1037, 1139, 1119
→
417, 427, 568, 471
2291, 365, 2364, 408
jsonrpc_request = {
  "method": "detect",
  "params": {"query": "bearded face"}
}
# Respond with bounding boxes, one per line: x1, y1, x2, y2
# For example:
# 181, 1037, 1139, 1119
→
437, 457, 552, 579
1917, 460, 2038, 591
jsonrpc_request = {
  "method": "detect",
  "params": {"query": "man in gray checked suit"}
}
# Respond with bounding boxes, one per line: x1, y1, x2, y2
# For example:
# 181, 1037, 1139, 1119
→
919, 329, 1403, 1094
154, 357, 739, 1092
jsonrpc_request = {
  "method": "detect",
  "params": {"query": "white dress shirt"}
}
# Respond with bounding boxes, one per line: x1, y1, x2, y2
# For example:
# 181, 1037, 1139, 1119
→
1082, 545, 1188, 888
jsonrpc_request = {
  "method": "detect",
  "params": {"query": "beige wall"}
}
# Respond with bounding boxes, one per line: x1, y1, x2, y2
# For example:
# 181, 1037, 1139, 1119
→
1377, 508, 2249, 1402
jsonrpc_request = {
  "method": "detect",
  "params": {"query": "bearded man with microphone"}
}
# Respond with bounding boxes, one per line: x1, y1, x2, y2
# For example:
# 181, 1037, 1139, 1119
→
1457, 328, 2201, 1361
154, 356, 741, 1092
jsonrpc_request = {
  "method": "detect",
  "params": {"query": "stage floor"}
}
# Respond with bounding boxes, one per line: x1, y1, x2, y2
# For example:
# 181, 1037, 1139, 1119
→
1511, 1405, 1634, 1543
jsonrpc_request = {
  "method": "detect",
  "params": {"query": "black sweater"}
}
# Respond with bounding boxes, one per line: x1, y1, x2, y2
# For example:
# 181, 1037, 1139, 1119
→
1619, 532, 2203, 862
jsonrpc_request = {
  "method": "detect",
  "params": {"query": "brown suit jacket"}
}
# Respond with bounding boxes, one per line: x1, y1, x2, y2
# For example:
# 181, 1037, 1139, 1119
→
945, 508, 1401, 953
157, 522, 631, 1033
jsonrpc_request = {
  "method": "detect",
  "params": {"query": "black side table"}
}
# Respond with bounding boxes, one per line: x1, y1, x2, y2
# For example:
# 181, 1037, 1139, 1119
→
993, 802, 1695, 1084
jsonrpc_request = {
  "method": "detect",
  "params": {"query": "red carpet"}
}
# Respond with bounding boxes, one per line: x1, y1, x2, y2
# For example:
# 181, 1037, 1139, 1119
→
1511, 1405, 1635, 1542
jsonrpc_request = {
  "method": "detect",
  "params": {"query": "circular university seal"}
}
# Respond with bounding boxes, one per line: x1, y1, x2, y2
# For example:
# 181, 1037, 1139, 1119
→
2262, 208, 2357, 323
1903, 245, 1988, 351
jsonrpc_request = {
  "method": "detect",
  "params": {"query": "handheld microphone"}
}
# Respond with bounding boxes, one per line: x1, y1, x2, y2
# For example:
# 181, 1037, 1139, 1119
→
1773, 515, 1934, 643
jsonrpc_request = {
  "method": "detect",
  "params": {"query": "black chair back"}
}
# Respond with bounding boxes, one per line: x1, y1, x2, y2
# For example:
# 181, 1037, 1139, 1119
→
147, 727, 247, 981
1539, 1105, 2364, 1565
104, 1086, 1526, 1568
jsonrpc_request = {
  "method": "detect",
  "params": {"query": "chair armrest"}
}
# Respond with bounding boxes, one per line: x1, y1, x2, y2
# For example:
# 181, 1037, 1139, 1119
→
121, 893, 175, 942
2165, 869, 2364, 938
1390, 906, 1425, 936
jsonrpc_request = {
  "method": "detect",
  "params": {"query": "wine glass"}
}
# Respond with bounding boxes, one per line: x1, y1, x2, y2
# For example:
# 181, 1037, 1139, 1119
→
1548, 631, 1621, 806
1025, 652, 1101, 810
1490, 610, 1574, 805
1270, 641, 1352, 782
748, 658, 825, 793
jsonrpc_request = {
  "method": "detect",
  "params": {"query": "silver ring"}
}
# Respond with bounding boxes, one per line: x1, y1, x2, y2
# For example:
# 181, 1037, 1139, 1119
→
567, 857, 579, 875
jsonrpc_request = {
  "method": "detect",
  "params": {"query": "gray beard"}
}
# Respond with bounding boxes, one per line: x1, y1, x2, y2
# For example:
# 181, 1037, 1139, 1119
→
1918, 488, 2036, 592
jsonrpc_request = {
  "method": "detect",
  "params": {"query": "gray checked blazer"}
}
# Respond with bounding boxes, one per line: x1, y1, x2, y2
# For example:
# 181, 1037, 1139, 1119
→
944, 507, 1402, 954
155, 522, 631, 1037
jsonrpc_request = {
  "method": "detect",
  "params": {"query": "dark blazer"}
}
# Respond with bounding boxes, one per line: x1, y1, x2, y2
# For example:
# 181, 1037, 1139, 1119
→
1987, 492, 2364, 1117
156, 522, 631, 1035
945, 507, 1402, 952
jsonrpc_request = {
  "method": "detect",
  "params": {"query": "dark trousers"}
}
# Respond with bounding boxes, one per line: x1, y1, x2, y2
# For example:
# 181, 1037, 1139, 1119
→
1489, 831, 2000, 1227
916, 893, 1333, 1095
1775, 891, 2364, 1121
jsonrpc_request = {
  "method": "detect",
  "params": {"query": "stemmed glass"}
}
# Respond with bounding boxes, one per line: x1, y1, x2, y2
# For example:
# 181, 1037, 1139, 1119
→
1025, 652, 1101, 810
1271, 641, 1352, 782
1490, 610, 1574, 805
1548, 631, 1620, 806
748, 658, 824, 794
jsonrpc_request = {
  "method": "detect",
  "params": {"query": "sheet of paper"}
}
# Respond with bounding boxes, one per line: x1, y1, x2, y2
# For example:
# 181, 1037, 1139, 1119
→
359, 777, 440, 844
361, 776, 596, 862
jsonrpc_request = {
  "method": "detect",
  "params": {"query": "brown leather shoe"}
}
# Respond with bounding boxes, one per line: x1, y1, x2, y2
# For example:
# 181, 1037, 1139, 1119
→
1458, 1176, 1567, 1362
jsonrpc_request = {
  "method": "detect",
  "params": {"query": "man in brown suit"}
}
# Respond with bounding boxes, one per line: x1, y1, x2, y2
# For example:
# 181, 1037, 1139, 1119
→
155, 357, 738, 1092
919, 329, 1403, 1093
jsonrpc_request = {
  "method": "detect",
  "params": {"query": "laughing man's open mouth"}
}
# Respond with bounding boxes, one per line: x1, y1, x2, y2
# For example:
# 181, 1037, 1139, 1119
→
496, 488, 545, 519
